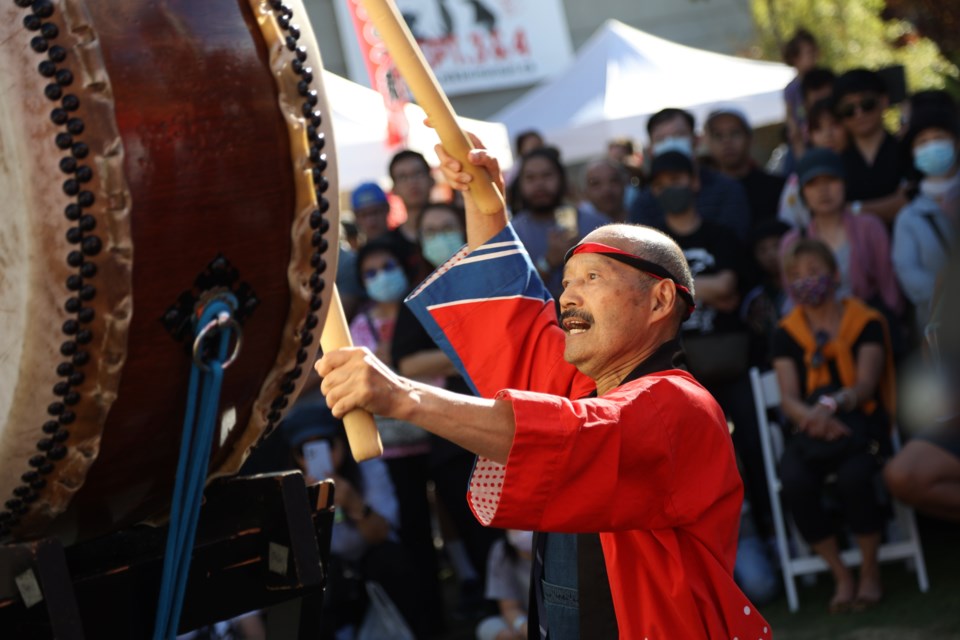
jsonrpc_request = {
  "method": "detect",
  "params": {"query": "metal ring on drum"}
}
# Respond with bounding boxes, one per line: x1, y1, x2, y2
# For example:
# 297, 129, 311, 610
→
192, 312, 243, 373
0, 0, 340, 543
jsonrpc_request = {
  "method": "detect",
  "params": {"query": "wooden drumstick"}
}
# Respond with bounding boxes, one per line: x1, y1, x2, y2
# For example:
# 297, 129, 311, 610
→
360, 0, 505, 215
319, 285, 384, 461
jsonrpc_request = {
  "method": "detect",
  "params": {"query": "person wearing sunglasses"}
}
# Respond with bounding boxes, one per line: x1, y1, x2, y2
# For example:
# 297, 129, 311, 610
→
832, 69, 909, 224
773, 237, 896, 613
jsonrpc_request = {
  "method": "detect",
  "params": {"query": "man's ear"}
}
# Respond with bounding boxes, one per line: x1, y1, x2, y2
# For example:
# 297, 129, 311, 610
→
651, 279, 677, 321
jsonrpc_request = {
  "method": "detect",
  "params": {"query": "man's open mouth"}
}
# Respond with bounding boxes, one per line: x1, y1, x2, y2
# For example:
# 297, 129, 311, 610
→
562, 317, 592, 335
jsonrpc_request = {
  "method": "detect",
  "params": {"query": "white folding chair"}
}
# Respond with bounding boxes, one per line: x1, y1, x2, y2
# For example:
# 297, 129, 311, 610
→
748, 367, 930, 612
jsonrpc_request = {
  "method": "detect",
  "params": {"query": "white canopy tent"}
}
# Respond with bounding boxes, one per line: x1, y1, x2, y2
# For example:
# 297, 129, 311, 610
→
323, 71, 513, 193
493, 20, 796, 164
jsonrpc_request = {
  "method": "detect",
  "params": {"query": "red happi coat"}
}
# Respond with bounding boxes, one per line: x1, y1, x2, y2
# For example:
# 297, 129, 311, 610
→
406, 226, 772, 639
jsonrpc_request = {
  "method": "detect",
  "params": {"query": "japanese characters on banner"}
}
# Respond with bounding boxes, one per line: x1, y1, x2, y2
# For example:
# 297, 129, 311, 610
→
334, 0, 574, 97
344, 0, 411, 147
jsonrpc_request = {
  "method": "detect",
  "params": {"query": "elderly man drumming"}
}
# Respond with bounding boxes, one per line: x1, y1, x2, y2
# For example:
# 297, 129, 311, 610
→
316, 137, 769, 639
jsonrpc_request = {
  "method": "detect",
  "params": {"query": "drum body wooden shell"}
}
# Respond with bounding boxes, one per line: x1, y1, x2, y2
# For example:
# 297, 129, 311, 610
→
0, 0, 338, 542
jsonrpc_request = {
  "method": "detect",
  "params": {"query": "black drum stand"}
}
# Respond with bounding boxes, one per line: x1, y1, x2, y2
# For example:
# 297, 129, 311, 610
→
0, 472, 334, 639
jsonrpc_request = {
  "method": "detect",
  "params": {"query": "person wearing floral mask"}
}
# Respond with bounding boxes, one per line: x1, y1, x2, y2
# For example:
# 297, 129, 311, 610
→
893, 99, 958, 332
779, 147, 903, 320
773, 238, 897, 613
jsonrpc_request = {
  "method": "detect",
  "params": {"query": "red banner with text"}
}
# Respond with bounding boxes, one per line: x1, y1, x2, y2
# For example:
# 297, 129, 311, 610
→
345, 0, 410, 148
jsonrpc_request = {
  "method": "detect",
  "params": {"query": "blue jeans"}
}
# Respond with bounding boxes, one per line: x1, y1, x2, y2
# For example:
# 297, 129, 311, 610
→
735, 535, 779, 605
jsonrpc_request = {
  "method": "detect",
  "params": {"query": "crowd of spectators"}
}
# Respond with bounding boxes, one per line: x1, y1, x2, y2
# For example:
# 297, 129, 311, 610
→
252, 27, 960, 639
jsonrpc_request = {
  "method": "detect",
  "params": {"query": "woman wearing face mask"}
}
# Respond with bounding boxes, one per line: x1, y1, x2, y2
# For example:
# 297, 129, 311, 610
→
779, 148, 903, 321
351, 237, 412, 367
893, 102, 958, 333
392, 203, 504, 618
389, 203, 467, 387
351, 237, 446, 636
772, 238, 896, 614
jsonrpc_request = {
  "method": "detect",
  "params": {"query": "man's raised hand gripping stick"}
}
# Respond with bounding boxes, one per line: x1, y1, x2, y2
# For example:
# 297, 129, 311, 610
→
359, 0, 504, 215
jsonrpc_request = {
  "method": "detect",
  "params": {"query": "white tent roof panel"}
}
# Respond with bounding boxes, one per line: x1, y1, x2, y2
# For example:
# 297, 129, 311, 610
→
493, 20, 795, 163
323, 71, 513, 193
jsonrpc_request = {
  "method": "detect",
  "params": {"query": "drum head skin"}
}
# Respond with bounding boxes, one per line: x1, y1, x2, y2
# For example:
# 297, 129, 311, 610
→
0, 0, 339, 542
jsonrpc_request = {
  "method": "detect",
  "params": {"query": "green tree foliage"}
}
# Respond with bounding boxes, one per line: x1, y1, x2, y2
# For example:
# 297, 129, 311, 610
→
883, 0, 960, 96
751, 0, 958, 93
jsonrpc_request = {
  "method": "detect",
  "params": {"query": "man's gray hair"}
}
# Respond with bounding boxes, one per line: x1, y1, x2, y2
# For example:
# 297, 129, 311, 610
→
636, 229, 695, 295
581, 224, 695, 326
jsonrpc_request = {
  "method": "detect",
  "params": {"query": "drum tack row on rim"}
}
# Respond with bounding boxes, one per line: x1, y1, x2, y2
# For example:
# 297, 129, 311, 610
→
0, 0, 339, 543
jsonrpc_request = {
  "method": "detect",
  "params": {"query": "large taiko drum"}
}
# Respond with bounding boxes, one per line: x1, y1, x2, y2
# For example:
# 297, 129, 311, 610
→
0, 0, 339, 543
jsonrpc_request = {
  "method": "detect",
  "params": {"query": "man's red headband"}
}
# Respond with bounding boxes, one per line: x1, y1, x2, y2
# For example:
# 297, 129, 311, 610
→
564, 242, 696, 320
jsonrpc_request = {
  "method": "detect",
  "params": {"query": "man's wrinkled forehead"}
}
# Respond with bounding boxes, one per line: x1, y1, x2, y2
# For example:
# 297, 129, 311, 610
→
564, 239, 697, 318
562, 250, 624, 277
562, 240, 649, 282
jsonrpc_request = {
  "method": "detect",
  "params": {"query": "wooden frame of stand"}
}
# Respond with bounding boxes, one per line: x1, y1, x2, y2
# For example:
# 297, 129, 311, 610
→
0, 472, 334, 639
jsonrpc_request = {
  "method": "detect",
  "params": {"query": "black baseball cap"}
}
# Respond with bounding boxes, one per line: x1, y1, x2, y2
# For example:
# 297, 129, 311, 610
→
797, 147, 845, 188
833, 68, 887, 104
649, 151, 695, 180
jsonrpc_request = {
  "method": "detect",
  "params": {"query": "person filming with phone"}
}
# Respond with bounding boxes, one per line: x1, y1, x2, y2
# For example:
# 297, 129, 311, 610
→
279, 400, 418, 640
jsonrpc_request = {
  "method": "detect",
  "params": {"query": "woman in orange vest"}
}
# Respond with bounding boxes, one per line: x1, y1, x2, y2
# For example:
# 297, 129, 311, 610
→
772, 237, 896, 613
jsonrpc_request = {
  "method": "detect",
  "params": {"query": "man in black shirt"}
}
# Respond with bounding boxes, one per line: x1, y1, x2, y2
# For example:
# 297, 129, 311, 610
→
833, 69, 907, 224
628, 107, 752, 240
705, 107, 787, 229
649, 151, 777, 565
647, 152, 742, 333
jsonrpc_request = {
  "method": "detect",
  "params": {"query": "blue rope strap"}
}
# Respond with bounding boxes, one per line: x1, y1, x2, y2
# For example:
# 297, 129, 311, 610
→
153, 295, 239, 640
